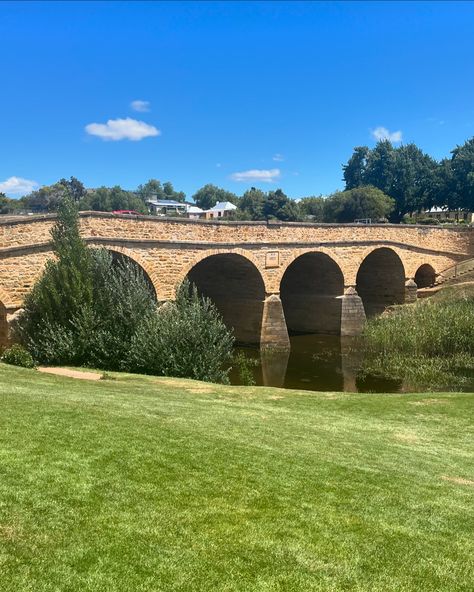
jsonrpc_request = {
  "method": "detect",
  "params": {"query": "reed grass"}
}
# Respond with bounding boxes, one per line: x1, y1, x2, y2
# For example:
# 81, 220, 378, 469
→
361, 285, 474, 390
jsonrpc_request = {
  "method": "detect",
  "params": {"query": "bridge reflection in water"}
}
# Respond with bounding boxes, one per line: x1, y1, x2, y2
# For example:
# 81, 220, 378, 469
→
231, 335, 404, 393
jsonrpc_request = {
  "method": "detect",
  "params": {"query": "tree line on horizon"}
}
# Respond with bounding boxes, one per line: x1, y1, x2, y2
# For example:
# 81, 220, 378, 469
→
1, 136, 473, 224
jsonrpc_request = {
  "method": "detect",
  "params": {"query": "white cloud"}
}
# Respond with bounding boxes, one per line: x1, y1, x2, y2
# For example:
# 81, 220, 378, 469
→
216, 163, 222, 168
131, 100, 151, 112
272, 153, 284, 162
230, 168, 281, 183
371, 126, 403, 143
0, 176, 39, 196
85, 117, 160, 141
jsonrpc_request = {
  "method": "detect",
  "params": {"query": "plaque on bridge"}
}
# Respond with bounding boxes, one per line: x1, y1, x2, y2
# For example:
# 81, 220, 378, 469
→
265, 251, 280, 268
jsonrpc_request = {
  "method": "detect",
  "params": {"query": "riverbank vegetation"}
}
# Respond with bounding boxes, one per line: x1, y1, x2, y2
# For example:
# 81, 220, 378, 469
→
360, 284, 474, 390
1, 364, 473, 591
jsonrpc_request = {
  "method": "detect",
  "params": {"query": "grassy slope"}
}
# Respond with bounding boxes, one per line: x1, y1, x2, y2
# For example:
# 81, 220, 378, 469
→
0, 365, 473, 592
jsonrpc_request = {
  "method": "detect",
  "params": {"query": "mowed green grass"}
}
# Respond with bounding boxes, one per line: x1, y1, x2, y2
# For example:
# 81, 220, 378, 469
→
0, 365, 473, 591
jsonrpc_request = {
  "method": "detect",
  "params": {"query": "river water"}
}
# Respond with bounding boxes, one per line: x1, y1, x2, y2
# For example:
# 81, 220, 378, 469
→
230, 335, 405, 393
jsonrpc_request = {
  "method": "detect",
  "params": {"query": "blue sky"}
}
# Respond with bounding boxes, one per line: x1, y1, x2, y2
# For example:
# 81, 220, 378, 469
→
1, 1, 474, 199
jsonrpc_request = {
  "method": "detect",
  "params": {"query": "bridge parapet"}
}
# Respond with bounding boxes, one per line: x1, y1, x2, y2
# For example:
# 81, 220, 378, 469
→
0, 212, 472, 254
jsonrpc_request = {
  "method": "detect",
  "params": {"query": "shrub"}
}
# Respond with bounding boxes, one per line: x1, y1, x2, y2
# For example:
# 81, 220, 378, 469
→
125, 281, 235, 383
1, 344, 36, 368
233, 351, 258, 386
18, 250, 157, 368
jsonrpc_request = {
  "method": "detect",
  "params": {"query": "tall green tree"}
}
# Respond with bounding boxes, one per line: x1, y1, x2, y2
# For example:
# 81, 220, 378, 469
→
59, 176, 87, 202
298, 196, 326, 221
137, 179, 165, 201
262, 189, 300, 221
389, 144, 437, 221
17, 198, 94, 348
444, 137, 474, 211
323, 186, 394, 223
239, 187, 266, 220
137, 179, 186, 203
343, 141, 438, 221
192, 184, 238, 210
343, 146, 369, 189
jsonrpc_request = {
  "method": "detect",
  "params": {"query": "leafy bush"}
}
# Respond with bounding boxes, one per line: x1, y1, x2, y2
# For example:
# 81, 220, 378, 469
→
125, 281, 234, 383
1, 344, 35, 368
18, 250, 157, 368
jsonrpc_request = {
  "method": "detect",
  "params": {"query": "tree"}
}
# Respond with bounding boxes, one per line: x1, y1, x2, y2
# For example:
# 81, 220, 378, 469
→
262, 189, 300, 221
59, 176, 87, 202
323, 186, 394, 223
24, 182, 69, 213
298, 196, 326, 221
0, 193, 21, 215
17, 198, 94, 353
137, 179, 164, 201
364, 140, 396, 196
343, 146, 369, 189
444, 137, 474, 211
163, 181, 185, 202
389, 144, 437, 221
192, 184, 238, 210
136, 179, 186, 203
342, 141, 438, 222
239, 187, 266, 220
80, 186, 148, 213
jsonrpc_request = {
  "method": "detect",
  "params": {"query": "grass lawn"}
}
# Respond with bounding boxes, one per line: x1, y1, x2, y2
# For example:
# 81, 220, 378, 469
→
0, 364, 473, 591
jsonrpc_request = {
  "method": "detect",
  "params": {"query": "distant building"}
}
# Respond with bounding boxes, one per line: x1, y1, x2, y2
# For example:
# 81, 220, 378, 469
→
146, 199, 187, 216
204, 201, 237, 219
146, 198, 238, 220
187, 205, 205, 219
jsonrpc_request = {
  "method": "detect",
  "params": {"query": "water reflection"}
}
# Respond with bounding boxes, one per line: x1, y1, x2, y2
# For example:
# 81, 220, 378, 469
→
231, 334, 405, 393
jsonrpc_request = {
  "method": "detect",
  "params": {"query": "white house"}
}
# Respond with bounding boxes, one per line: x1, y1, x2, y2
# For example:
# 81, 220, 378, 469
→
204, 201, 237, 219
187, 205, 204, 219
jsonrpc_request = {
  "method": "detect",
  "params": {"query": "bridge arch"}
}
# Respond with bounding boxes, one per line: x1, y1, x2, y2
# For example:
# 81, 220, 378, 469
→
280, 251, 345, 335
185, 252, 265, 344
92, 245, 161, 301
356, 247, 405, 317
414, 263, 436, 288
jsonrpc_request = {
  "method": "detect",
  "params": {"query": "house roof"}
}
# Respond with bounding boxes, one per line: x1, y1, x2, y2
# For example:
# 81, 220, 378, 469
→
187, 205, 204, 213
208, 201, 237, 211
146, 199, 186, 207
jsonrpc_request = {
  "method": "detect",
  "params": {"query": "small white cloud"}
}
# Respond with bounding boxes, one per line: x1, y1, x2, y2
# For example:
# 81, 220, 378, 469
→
0, 176, 39, 196
371, 126, 403, 143
230, 168, 281, 183
272, 153, 284, 162
131, 100, 151, 112
85, 117, 160, 141
216, 163, 222, 168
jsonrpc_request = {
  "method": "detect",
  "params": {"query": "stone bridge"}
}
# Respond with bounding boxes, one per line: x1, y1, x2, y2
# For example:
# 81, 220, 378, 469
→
0, 212, 473, 348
